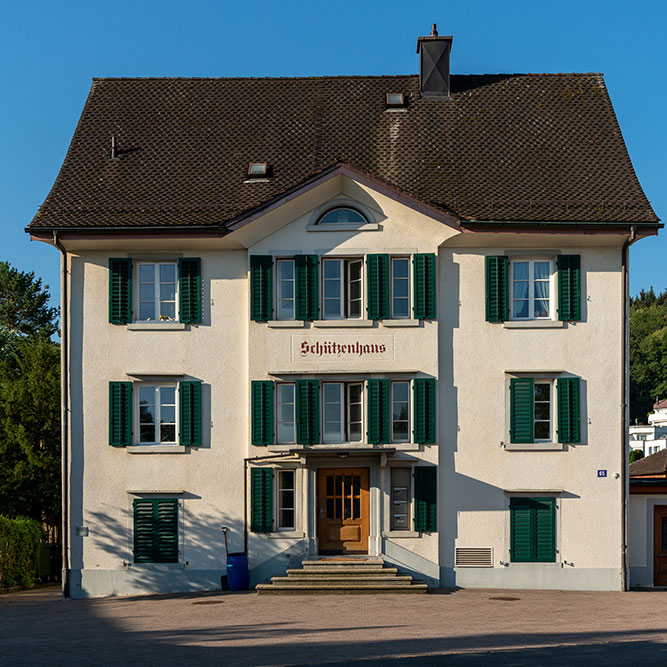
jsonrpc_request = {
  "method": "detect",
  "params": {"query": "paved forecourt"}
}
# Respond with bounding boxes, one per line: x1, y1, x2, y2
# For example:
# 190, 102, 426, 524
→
1, 586, 666, 666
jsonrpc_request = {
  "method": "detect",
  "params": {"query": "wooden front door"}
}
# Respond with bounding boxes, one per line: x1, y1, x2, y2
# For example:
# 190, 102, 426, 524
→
654, 506, 667, 586
317, 468, 369, 554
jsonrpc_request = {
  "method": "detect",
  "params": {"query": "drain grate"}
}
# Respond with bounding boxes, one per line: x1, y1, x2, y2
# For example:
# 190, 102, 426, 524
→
191, 600, 224, 605
489, 596, 521, 601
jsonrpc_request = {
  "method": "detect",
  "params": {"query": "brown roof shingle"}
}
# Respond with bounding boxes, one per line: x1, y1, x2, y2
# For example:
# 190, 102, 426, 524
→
28, 74, 659, 230
630, 449, 667, 476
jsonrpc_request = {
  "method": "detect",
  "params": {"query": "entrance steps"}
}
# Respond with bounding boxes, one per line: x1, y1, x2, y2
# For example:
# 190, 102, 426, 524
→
255, 557, 428, 594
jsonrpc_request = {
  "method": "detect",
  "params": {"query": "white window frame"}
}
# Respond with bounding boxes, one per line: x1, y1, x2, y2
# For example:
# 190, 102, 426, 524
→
135, 382, 178, 446
321, 257, 364, 320
389, 466, 413, 531
390, 257, 411, 320
276, 259, 296, 320
533, 380, 553, 443
321, 381, 364, 444
509, 258, 555, 321
276, 382, 296, 445
135, 261, 179, 323
391, 381, 410, 443
276, 469, 296, 531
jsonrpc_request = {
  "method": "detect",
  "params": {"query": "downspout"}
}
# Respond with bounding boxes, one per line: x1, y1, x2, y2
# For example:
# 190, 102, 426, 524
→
53, 232, 69, 598
621, 225, 637, 591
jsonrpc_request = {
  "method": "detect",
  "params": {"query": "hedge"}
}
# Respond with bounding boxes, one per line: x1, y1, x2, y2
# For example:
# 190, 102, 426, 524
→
0, 516, 41, 588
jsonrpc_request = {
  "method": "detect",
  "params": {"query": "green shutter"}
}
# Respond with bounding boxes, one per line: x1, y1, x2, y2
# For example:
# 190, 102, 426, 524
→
366, 254, 390, 320
510, 497, 555, 563
109, 381, 132, 446
295, 255, 319, 321
414, 467, 437, 532
109, 258, 132, 324
179, 258, 202, 323
557, 255, 581, 321
510, 378, 534, 444
250, 256, 273, 322
413, 253, 436, 320
250, 468, 273, 532
133, 498, 178, 563
179, 381, 202, 446
557, 377, 580, 443
251, 381, 274, 446
367, 379, 390, 444
413, 378, 436, 444
485, 256, 509, 322
296, 379, 320, 445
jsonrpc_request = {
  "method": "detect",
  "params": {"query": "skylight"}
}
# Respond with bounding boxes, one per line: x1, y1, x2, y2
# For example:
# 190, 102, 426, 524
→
385, 93, 406, 108
247, 162, 269, 178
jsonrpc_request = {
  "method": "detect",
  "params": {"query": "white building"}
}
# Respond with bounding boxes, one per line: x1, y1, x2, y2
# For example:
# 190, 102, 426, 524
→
630, 399, 667, 456
27, 29, 661, 597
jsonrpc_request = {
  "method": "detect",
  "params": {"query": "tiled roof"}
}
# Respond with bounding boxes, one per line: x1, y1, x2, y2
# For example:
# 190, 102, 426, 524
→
653, 398, 667, 410
630, 449, 667, 476
29, 74, 659, 230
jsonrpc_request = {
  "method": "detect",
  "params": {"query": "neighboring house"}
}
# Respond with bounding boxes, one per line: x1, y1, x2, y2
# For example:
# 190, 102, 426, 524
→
27, 27, 661, 598
630, 399, 667, 456
629, 450, 667, 586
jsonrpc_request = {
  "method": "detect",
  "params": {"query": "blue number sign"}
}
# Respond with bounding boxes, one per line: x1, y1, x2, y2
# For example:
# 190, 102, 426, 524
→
597, 470, 607, 478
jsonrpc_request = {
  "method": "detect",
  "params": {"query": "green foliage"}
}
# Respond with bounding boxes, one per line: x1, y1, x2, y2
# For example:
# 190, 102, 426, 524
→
629, 449, 645, 464
630, 287, 667, 423
0, 515, 41, 587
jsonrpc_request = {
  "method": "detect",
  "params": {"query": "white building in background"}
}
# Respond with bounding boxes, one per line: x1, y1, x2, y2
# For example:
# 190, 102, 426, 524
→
630, 399, 667, 456
27, 28, 661, 597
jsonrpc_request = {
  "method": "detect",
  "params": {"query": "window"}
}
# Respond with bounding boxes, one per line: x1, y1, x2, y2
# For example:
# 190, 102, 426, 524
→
510, 259, 554, 320
276, 383, 296, 444
390, 468, 411, 530
133, 498, 178, 563
322, 382, 363, 443
318, 207, 367, 225
509, 497, 556, 563
322, 258, 363, 319
391, 258, 410, 318
277, 470, 296, 530
533, 382, 552, 441
138, 384, 177, 444
137, 262, 178, 322
276, 259, 295, 320
391, 381, 410, 442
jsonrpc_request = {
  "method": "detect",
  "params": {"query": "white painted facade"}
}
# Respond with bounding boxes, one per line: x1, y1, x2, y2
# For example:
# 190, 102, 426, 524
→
630, 405, 667, 456
49, 172, 634, 597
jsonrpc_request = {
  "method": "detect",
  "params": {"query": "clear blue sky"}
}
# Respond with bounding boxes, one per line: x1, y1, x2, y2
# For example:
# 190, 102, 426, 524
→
2, 0, 665, 304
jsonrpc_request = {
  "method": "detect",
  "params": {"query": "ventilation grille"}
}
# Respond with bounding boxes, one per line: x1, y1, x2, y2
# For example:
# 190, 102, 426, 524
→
455, 547, 494, 568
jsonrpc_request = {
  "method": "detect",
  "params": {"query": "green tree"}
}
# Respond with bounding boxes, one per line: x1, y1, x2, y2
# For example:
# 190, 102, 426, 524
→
629, 449, 645, 464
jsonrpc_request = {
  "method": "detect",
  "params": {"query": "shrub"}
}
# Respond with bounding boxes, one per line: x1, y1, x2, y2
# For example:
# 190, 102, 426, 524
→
0, 515, 41, 588
630, 449, 645, 464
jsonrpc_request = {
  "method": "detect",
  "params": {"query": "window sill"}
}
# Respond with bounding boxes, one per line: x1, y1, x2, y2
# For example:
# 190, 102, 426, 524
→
504, 443, 565, 451
312, 320, 374, 328
381, 319, 421, 328
503, 320, 564, 329
126, 445, 188, 454
267, 443, 421, 452
382, 530, 420, 539
127, 322, 187, 331
126, 562, 186, 569
267, 531, 305, 540
307, 223, 379, 232
267, 320, 307, 328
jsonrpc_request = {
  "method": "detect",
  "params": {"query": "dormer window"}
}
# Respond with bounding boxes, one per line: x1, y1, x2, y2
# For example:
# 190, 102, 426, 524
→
385, 93, 406, 108
317, 207, 367, 225
247, 162, 269, 178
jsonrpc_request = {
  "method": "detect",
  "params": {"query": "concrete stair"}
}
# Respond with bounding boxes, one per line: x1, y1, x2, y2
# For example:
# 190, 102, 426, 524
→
255, 557, 428, 594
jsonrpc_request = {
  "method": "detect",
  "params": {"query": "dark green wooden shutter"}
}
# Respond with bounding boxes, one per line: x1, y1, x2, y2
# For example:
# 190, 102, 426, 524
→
109, 258, 132, 324
179, 381, 202, 446
485, 256, 509, 322
133, 498, 178, 563
251, 381, 274, 446
510, 497, 555, 563
413, 253, 436, 320
179, 258, 202, 323
295, 255, 319, 321
250, 468, 273, 532
109, 381, 132, 446
367, 379, 390, 444
557, 255, 581, 321
510, 378, 534, 444
414, 467, 437, 532
413, 378, 436, 444
250, 256, 273, 322
366, 254, 390, 320
296, 379, 319, 445
557, 377, 580, 443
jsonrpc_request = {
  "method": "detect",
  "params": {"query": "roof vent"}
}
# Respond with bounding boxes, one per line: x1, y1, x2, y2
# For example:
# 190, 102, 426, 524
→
416, 23, 453, 99
385, 93, 406, 109
246, 162, 270, 180
110, 135, 119, 160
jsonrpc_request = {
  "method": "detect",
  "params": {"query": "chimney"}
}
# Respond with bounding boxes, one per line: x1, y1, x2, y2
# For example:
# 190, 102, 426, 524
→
416, 24, 453, 99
